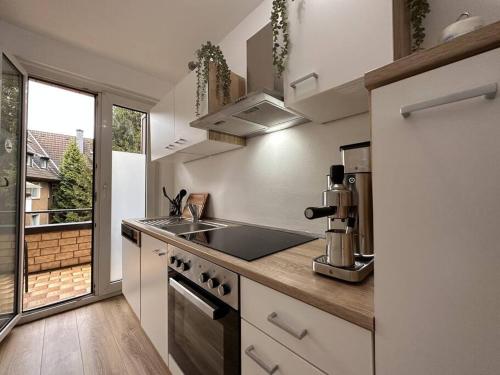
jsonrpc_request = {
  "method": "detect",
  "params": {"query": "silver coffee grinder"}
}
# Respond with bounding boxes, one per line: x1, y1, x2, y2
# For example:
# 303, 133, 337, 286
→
304, 142, 374, 282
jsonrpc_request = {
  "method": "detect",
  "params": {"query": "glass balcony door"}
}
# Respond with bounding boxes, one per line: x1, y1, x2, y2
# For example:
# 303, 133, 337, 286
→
0, 52, 27, 342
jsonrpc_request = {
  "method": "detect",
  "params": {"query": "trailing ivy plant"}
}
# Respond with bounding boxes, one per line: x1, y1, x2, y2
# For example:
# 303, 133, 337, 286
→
409, 0, 431, 51
194, 41, 231, 116
271, 0, 294, 77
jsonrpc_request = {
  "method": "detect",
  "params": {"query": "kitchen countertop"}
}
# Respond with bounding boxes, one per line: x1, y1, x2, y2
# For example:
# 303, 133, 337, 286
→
365, 20, 500, 91
123, 218, 374, 331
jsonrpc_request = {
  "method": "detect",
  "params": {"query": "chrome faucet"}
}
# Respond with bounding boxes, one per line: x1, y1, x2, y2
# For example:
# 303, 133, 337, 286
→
187, 203, 199, 222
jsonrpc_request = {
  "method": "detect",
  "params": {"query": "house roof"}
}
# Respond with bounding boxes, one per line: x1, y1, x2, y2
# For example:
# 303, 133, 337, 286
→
26, 130, 93, 182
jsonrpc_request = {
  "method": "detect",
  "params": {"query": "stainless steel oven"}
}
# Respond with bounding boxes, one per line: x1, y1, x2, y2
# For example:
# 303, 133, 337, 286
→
168, 246, 240, 375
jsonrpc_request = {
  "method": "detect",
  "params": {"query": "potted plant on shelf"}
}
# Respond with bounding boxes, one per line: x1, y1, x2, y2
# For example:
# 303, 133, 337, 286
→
409, 0, 431, 52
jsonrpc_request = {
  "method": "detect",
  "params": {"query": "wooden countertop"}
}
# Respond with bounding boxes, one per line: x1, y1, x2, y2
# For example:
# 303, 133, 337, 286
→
365, 20, 500, 91
124, 219, 374, 331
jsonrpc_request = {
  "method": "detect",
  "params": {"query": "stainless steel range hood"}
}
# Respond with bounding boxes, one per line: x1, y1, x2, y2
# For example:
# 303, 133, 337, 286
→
190, 24, 309, 137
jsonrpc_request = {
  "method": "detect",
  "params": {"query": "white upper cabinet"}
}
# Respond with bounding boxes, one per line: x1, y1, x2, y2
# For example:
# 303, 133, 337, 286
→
150, 89, 175, 160
173, 71, 208, 149
284, 0, 394, 124
149, 72, 244, 162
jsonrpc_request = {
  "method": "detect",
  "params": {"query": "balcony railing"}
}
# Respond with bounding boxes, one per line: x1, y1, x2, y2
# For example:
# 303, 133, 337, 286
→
25, 209, 93, 274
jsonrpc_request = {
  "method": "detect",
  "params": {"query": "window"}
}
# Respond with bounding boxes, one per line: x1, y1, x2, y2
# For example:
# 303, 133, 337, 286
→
31, 214, 40, 226
112, 105, 146, 154
40, 157, 48, 169
26, 183, 41, 199
27, 153, 33, 166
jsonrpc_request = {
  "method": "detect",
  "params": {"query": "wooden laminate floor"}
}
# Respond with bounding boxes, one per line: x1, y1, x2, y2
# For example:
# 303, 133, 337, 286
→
0, 295, 171, 375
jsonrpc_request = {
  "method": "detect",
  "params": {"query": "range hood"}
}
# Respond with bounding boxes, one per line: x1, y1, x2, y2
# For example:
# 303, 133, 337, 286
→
190, 24, 309, 137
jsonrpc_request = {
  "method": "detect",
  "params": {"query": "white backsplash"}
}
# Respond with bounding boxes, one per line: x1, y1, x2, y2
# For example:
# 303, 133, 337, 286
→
156, 113, 370, 235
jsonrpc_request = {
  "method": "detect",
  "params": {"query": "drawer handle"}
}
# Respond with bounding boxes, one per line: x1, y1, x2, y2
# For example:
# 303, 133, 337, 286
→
245, 345, 279, 374
290, 72, 318, 88
153, 249, 166, 256
400, 83, 497, 118
267, 312, 308, 340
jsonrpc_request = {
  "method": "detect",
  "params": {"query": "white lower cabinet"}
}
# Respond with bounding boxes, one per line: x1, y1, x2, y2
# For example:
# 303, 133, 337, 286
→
372, 48, 500, 375
241, 277, 373, 375
241, 319, 325, 375
122, 237, 141, 319
140, 234, 168, 363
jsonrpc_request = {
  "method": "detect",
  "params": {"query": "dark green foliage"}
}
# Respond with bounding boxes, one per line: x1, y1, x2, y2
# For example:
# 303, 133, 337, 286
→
409, 0, 431, 51
112, 106, 143, 153
194, 41, 231, 117
271, 0, 294, 77
52, 141, 92, 223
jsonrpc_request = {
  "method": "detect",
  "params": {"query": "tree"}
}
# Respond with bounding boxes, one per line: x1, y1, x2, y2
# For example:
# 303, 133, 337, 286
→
52, 141, 93, 223
112, 106, 143, 153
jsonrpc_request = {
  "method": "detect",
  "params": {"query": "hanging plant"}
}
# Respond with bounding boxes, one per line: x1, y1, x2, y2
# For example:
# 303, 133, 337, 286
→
193, 41, 231, 117
409, 0, 431, 52
271, 0, 294, 77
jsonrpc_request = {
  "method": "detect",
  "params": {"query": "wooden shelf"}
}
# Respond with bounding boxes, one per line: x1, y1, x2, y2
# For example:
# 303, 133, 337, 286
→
365, 20, 500, 91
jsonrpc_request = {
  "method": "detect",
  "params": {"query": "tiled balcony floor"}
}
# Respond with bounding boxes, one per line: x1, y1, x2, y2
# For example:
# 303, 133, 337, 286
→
23, 264, 92, 310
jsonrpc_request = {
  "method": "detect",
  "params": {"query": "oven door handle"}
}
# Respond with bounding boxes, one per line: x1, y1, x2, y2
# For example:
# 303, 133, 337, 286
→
169, 277, 221, 320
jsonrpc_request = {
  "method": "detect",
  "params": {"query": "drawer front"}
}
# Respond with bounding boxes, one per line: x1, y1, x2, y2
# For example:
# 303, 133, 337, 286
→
242, 319, 325, 375
241, 277, 373, 375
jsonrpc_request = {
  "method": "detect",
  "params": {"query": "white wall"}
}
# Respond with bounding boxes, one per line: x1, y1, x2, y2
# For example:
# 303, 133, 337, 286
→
423, 0, 500, 48
0, 20, 172, 100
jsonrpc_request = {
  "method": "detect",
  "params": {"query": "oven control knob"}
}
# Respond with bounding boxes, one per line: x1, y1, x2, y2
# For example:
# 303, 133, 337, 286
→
180, 262, 190, 272
199, 272, 209, 283
218, 284, 230, 296
169, 256, 176, 265
175, 259, 183, 268
207, 278, 219, 289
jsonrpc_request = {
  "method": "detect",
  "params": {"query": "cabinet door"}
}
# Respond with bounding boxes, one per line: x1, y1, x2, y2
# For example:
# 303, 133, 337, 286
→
122, 237, 141, 319
150, 90, 175, 160
140, 234, 168, 362
284, 0, 393, 122
372, 48, 500, 375
174, 72, 207, 150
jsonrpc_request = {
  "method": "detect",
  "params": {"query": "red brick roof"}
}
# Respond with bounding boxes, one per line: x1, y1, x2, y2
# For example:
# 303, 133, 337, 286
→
26, 130, 93, 182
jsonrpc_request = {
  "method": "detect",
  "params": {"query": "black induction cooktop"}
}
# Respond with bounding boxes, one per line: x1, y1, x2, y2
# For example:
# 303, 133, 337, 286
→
179, 225, 317, 261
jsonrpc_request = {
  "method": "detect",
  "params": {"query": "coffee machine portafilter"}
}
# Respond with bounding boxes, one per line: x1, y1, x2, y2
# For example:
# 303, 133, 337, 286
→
304, 142, 374, 282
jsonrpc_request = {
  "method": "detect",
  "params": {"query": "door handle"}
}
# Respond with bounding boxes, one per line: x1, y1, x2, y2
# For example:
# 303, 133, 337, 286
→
401, 83, 497, 118
267, 312, 308, 339
0, 177, 9, 187
169, 277, 220, 319
245, 345, 279, 374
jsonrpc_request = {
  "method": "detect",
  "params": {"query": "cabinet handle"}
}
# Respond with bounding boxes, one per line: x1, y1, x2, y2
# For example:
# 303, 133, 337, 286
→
400, 83, 497, 118
245, 345, 279, 374
267, 312, 307, 340
290, 72, 318, 88
153, 249, 166, 256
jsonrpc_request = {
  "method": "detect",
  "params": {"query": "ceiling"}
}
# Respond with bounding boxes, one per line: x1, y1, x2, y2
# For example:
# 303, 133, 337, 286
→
0, 0, 263, 84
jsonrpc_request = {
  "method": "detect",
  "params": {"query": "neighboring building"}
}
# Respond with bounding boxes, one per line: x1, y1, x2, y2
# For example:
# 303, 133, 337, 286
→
25, 129, 93, 226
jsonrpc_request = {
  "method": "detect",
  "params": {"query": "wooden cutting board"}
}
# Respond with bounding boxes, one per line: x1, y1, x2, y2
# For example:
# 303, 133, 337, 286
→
182, 193, 209, 219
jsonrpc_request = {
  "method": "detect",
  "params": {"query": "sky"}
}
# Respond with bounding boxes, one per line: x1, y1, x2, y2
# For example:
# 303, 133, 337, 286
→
27, 79, 95, 139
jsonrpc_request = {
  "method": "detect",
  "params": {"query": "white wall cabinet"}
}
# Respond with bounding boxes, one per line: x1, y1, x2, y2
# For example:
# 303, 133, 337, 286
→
372, 48, 500, 375
150, 90, 175, 160
149, 71, 244, 162
122, 237, 141, 319
140, 233, 168, 363
284, 0, 393, 124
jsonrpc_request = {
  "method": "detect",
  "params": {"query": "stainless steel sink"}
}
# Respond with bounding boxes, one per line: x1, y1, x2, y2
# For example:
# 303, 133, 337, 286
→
159, 222, 222, 235
139, 217, 226, 235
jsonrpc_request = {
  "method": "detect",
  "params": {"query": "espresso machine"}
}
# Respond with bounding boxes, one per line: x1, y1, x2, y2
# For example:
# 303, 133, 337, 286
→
304, 142, 374, 282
